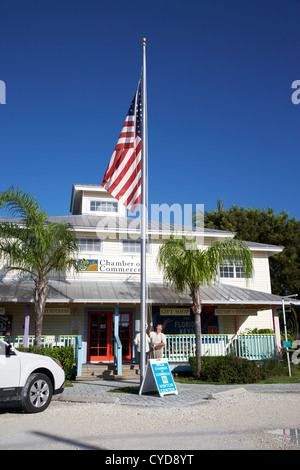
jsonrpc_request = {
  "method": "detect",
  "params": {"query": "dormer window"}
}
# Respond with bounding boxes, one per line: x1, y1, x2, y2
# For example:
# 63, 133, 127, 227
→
90, 200, 118, 213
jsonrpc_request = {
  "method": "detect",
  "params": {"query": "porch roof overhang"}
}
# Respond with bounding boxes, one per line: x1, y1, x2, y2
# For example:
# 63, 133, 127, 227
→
0, 277, 298, 309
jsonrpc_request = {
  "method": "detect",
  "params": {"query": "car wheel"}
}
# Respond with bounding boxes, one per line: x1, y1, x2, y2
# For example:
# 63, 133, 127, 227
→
21, 373, 53, 413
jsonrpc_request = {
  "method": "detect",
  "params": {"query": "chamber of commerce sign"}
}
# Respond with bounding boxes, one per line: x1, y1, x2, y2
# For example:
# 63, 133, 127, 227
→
78, 259, 98, 271
78, 258, 140, 273
99, 258, 141, 273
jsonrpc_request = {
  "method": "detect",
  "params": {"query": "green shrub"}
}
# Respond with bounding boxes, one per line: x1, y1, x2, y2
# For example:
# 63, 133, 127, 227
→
17, 346, 75, 379
244, 328, 274, 334
189, 355, 266, 384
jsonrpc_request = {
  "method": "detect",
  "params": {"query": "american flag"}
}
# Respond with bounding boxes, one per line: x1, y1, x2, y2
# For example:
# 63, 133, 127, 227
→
102, 81, 142, 212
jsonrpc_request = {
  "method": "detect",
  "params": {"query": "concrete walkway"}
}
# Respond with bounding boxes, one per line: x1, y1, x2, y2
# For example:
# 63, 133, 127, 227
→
55, 379, 300, 407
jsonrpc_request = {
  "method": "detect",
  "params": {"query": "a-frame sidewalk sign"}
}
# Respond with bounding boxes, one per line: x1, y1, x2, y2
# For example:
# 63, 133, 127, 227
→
139, 358, 178, 397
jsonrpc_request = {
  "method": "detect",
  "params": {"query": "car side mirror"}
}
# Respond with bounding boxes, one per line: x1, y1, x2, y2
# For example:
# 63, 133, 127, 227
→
6, 343, 16, 356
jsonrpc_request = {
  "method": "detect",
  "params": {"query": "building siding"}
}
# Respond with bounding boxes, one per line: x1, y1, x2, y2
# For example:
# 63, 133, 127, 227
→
0, 184, 283, 342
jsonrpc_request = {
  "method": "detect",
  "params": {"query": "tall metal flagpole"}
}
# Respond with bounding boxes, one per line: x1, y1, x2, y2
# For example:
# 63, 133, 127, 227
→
140, 37, 147, 385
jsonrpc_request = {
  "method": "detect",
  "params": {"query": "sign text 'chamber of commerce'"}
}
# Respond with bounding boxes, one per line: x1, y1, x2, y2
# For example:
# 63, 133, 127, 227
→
78, 258, 141, 273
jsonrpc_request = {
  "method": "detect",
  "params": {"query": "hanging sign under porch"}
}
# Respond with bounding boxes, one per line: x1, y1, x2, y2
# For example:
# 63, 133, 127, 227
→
215, 308, 258, 316
139, 359, 178, 397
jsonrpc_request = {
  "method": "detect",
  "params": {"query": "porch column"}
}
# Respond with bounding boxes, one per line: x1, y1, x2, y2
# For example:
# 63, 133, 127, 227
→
114, 305, 122, 375
114, 305, 119, 345
272, 306, 282, 358
23, 304, 30, 348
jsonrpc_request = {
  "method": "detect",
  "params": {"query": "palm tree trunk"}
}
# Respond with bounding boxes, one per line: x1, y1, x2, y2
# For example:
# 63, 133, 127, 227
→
34, 277, 49, 347
191, 286, 202, 379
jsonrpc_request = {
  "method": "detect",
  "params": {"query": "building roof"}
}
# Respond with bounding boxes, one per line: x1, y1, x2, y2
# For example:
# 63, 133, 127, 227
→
48, 214, 239, 242
0, 277, 296, 307
0, 214, 283, 254
0, 214, 229, 234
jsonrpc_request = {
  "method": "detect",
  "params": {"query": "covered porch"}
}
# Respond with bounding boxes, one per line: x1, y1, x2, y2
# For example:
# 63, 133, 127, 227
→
0, 277, 297, 378
0, 332, 278, 379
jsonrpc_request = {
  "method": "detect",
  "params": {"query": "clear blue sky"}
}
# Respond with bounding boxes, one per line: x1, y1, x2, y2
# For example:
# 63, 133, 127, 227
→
0, 0, 299, 221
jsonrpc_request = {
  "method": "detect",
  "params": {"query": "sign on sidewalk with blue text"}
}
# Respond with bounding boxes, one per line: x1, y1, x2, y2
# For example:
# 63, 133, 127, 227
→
139, 358, 178, 397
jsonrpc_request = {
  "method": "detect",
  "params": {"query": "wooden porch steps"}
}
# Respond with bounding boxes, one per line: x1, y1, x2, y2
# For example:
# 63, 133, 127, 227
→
76, 363, 140, 381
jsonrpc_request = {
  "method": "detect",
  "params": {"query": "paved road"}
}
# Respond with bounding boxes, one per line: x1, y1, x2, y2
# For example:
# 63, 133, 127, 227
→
1, 380, 300, 450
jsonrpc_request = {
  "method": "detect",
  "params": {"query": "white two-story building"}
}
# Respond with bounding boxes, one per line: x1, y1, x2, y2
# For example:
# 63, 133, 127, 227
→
0, 184, 295, 376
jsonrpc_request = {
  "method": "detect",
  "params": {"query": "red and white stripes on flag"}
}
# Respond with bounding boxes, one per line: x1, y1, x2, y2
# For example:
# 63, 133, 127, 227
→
102, 81, 142, 212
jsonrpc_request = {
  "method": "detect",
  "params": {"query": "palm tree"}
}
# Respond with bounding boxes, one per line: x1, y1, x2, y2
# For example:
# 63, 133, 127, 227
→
0, 186, 79, 346
157, 235, 253, 378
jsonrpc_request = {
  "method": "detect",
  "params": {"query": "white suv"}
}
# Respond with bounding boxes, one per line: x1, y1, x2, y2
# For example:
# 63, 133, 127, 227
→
0, 338, 65, 413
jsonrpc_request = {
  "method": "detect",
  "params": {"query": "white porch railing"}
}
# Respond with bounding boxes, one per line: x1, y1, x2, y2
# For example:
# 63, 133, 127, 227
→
0, 335, 77, 348
164, 334, 278, 362
0, 335, 81, 375
1, 334, 278, 378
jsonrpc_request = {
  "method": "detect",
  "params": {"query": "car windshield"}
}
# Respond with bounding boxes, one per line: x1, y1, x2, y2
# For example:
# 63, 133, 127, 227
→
0, 339, 7, 355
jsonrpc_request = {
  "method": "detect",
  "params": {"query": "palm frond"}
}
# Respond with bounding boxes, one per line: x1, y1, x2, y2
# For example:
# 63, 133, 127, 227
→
0, 188, 79, 279
205, 238, 254, 281
0, 186, 46, 222
157, 235, 254, 292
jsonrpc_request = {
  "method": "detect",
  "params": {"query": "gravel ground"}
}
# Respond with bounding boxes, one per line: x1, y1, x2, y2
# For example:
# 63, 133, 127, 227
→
0, 389, 299, 450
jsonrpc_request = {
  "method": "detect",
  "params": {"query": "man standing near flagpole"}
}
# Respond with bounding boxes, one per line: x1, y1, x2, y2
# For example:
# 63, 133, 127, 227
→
102, 38, 148, 386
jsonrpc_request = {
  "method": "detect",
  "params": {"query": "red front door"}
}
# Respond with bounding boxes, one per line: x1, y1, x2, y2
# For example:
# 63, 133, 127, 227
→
88, 311, 114, 361
87, 311, 132, 362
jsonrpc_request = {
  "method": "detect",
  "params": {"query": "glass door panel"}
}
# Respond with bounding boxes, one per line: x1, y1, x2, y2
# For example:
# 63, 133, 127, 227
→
120, 312, 132, 360
88, 312, 113, 361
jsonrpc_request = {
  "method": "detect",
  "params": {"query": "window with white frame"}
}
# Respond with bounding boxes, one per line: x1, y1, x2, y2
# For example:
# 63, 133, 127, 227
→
90, 200, 118, 213
77, 238, 102, 252
235, 265, 246, 278
122, 240, 151, 254
219, 258, 246, 278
